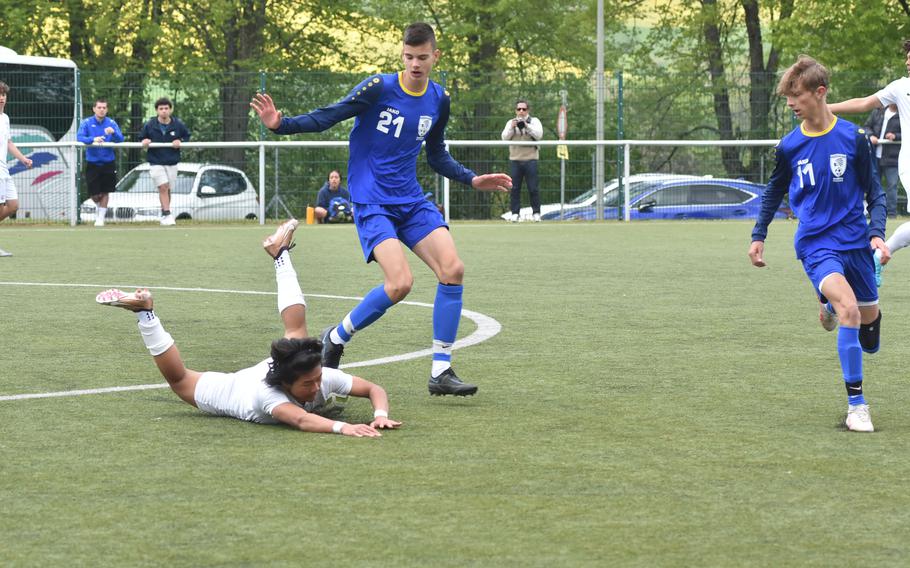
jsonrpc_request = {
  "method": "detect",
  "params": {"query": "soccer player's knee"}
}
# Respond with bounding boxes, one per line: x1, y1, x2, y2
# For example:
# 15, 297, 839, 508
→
440, 259, 464, 283
859, 311, 882, 354
386, 276, 413, 301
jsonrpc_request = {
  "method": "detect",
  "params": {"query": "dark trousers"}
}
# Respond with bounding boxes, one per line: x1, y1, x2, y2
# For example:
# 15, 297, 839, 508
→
881, 164, 900, 217
510, 159, 540, 214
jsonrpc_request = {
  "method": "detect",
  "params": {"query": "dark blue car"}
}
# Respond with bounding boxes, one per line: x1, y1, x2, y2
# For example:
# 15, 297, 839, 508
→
542, 176, 789, 221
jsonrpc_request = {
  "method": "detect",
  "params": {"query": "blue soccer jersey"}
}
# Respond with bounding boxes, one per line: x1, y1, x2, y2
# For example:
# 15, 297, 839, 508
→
752, 117, 886, 259
273, 72, 476, 205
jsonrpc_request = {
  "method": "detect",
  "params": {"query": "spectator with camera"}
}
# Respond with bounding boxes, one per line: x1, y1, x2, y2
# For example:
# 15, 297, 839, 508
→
501, 98, 543, 222
315, 169, 353, 223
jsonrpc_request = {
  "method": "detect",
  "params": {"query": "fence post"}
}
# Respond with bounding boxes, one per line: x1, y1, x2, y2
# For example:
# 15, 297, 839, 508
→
443, 142, 451, 223
70, 69, 81, 227
616, 70, 624, 221
623, 143, 631, 222
258, 71, 266, 224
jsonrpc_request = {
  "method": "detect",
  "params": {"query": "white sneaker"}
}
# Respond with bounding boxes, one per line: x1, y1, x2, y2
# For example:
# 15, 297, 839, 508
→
819, 303, 838, 332
96, 288, 154, 312
160, 214, 176, 226
532, 213, 541, 222
0, 248, 11, 257
509, 213, 519, 223
845, 404, 874, 432
94, 217, 105, 227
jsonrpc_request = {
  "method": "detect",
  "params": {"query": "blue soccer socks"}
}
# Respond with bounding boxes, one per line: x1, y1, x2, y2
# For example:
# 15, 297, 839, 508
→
837, 326, 865, 405
431, 283, 463, 377
330, 284, 394, 345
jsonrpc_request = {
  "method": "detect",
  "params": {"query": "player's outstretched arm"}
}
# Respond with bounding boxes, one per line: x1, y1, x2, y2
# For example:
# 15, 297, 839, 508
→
271, 403, 382, 437
748, 240, 766, 267
471, 173, 512, 193
349, 377, 402, 429
8, 141, 31, 168
251, 92, 283, 130
829, 95, 882, 115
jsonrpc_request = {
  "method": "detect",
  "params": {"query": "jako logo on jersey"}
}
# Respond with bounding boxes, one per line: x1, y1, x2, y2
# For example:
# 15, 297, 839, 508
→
417, 115, 433, 139
830, 153, 847, 181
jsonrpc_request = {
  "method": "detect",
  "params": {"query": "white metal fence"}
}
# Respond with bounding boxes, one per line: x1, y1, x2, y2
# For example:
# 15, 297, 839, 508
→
9, 138, 898, 225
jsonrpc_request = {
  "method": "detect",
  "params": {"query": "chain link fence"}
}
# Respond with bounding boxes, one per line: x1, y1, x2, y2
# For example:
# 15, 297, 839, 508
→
0, 68, 900, 223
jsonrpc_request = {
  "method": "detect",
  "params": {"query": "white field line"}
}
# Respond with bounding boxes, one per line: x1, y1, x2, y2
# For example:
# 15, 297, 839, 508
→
0, 281, 501, 402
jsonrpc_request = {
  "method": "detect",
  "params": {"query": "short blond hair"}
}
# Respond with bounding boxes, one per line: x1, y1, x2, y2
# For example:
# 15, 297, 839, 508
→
777, 55, 829, 97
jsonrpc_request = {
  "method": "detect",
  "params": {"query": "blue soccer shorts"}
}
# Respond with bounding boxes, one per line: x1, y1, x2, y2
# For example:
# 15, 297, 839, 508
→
801, 247, 878, 305
353, 199, 448, 262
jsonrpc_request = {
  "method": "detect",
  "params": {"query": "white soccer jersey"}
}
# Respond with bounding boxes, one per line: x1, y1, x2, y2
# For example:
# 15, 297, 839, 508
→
0, 113, 10, 179
194, 358, 354, 424
875, 77, 910, 182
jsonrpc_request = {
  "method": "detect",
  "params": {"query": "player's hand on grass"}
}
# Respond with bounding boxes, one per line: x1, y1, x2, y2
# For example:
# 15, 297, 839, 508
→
251, 93, 282, 130
748, 240, 766, 267
370, 416, 402, 429
343, 423, 383, 438
871, 237, 891, 265
472, 173, 512, 193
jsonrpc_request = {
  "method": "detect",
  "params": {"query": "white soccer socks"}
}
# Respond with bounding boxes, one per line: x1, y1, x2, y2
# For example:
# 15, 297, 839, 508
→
275, 250, 306, 314
137, 310, 175, 356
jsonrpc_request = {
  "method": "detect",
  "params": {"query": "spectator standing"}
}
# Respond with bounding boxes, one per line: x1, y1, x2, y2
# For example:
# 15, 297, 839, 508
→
501, 99, 543, 222
315, 169, 352, 223
0, 80, 33, 257
864, 104, 902, 218
139, 97, 190, 226
77, 98, 124, 227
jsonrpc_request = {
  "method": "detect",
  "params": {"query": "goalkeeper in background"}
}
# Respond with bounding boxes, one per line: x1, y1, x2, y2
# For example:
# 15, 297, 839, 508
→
748, 55, 889, 433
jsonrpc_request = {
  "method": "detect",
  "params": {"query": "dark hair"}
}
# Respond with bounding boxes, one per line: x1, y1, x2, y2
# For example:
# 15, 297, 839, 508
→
516, 98, 529, 109
777, 55, 829, 97
154, 97, 173, 109
264, 337, 322, 388
903, 39, 910, 55
327, 169, 341, 181
94, 98, 108, 106
0, 81, 9, 95
403, 22, 436, 49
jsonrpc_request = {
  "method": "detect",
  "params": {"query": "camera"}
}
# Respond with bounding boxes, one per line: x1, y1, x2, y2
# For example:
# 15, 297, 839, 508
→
516, 119, 526, 129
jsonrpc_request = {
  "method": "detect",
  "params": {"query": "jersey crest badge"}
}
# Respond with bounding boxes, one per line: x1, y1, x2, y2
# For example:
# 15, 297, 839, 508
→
417, 115, 433, 139
830, 153, 847, 181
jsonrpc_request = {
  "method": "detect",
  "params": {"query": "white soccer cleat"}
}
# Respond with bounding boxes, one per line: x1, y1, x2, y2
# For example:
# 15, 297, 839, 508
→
94, 216, 105, 227
532, 213, 541, 222
263, 218, 299, 258
845, 404, 874, 433
509, 213, 519, 223
819, 303, 838, 332
0, 247, 11, 257
96, 288, 153, 312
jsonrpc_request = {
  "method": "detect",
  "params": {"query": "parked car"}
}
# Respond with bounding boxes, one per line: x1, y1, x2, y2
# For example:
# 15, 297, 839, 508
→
531, 175, 788, 221
80, 163, 259, 223
502, 174, 700, 221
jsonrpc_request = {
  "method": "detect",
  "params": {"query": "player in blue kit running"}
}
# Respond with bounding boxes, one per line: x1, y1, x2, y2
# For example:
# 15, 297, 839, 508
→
251, 22, 511, 397
748, 56, 890, 432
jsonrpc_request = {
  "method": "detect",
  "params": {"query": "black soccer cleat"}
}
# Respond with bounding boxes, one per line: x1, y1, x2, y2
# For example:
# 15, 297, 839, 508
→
320, 326, 345, 369
428, 368, 478, 397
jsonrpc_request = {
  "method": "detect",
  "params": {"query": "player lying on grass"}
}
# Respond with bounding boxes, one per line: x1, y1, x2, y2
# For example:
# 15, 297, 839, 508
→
96, 219, 401, 437
749, 56, 889, 433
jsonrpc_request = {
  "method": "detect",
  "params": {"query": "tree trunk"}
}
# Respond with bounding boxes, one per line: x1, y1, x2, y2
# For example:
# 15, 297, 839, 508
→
219, 0, 266, 167
126, 0, 162, 169
701, 0, 743, 177
742, 0, 793, 178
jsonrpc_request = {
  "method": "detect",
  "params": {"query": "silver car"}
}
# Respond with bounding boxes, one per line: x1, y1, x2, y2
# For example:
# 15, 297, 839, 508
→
81, 163, 259, 223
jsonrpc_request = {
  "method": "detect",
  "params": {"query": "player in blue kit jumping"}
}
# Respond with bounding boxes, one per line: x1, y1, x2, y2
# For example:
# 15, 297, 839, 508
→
748, 56, 890, 432
251, 22, 512, 397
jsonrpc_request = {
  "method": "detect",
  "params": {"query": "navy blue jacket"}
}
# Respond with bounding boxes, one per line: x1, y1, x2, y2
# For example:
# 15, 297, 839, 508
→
139, 117, 191, 165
